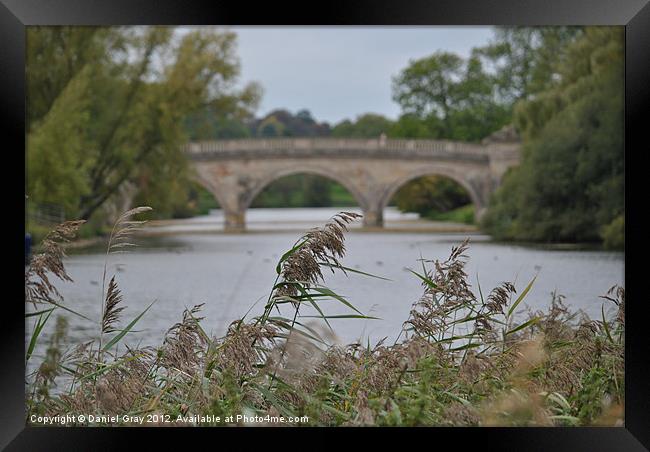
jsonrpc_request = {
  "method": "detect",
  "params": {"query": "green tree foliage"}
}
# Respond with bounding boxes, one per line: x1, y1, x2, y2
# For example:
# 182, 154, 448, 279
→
27, 27, 260, 222
27, 69, 94, 215
331, 113, 393, 138
392, 176, 471, 217
388, 28, 582, 144
483, 27, 623, 246
257, 115, 287, 137
386, 49, 509, 216
473, 27, 583, 103
253, 109, 330, 137
388, 114, 431, 138
389, 26, 623, 240
391, 51, 510, 142
601, 215, 624, 250
246, 110, 335, 208
184, 107, 256, 140
250, 174, 356, 208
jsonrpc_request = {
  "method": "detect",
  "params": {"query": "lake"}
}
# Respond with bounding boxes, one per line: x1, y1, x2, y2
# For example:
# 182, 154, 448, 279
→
27, 207, 624, 366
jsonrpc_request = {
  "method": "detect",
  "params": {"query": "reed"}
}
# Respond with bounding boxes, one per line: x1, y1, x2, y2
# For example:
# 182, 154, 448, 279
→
24, 210, 624, 426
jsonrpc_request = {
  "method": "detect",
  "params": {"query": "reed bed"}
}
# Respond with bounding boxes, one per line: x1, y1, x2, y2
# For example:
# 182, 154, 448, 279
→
25, 209, 624, 426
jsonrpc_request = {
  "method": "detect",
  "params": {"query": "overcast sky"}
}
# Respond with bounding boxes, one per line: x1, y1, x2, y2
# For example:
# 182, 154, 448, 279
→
211, 27, 495, 124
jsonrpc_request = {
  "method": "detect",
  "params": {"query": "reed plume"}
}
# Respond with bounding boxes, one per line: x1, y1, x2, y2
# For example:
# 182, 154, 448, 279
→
99, 206, 152, 359
25, 220, 84, 308
274, 211, 361, 303
25, 212, 624, 427
101, 276, 125, 334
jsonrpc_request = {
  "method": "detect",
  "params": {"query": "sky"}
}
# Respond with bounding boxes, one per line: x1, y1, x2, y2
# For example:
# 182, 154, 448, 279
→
230, 27, 495, 124
188, 27, 496, 124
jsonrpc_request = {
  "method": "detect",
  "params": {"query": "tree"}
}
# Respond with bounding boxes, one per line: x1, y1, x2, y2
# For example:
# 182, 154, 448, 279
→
303, 176, 332, 207
253, 109, 330, 137
27, 67, 94, 216
392, 52, 464, 138
392, 176, 470, 216
26, 27, 122, 130
257, 115, 286, 137
331, 113, 393, 138
483, 27, 624, 246
26, 27, 261, 222
388, 114, 432, 138
249, 174, 354, 208
473, 27, 583, 103
391, 51, 510, 142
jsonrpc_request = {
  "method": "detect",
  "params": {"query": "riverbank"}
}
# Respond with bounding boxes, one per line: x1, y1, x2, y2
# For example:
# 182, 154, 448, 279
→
142, 206, 478, 235
38, 207, 615, 254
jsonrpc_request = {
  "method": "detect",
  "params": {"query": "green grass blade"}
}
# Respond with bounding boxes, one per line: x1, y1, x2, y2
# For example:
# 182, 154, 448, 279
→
299, 314, 381, 320
434, 333, 482, 344
77, 353, 150, 382
25, 308, 56, 318
26, 310, 52, 362
46, 300, 94, 322
408, 269, 437, 289
102, 300, 155, 351
449, 342, 483, 352
507, 275, 537, 318
504, 316, 540, 336
307, 298, 333, 331
266, 317, 328, 344
476, 274, 485, 304
286, 319, 328, 343
318, 262, 391, 280
311, 286, 364, 316
601, 304, 614, 344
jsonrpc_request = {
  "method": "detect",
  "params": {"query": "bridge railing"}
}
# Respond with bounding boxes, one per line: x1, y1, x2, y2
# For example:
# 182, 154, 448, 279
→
181, 138, 487, 156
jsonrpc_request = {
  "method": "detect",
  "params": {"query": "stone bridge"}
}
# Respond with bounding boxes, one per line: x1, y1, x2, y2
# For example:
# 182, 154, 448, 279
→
183, 127, 520, 231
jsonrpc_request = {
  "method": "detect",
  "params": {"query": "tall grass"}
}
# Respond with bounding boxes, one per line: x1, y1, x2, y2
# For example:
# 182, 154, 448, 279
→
25, 209, 624, 426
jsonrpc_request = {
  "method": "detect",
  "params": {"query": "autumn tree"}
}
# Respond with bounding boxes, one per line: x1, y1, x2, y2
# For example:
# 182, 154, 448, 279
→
26, 26, 261, 223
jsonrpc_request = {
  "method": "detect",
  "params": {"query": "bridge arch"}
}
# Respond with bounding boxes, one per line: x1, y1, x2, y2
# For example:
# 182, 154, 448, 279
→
244, 166, 369, 211
378, 166, 486, 224
191, 169, 228, 211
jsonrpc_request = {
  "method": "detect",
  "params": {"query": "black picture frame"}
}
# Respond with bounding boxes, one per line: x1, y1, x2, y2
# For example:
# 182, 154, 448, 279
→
3, 0, 648, 449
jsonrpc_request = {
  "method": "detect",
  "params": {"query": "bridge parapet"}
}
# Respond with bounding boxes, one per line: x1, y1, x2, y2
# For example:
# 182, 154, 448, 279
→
185, 134, 521, 231
182, 138, 488, 161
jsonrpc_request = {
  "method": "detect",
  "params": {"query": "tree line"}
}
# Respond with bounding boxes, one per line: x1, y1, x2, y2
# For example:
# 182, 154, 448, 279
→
483, 28, 623, 249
